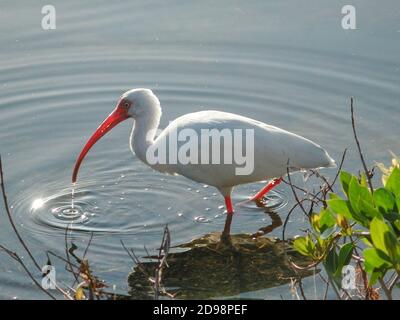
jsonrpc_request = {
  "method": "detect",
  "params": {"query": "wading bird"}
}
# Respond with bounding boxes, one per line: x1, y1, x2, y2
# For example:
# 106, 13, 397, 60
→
72, 88, 335, 238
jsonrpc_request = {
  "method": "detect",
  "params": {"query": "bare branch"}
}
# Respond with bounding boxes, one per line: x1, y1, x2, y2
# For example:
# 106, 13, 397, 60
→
0, 155, 41, 270
0, 245, 57, 300
83, 232, 94, 260
350, 98, 374, 193
378, 278, 393, 300
286, 160, 308, 216
64, 224, 80, 284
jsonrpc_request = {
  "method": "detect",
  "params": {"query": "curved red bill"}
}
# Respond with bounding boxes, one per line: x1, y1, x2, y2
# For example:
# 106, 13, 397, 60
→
72, 106, 129, 183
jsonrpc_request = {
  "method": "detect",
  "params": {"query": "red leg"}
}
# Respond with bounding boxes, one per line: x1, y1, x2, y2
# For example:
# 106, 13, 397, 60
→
250, 177, 282, 201
224, 196, 234, 214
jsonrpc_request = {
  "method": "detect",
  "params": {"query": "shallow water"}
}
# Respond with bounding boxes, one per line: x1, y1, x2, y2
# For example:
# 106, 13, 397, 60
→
0, 1, 399, 299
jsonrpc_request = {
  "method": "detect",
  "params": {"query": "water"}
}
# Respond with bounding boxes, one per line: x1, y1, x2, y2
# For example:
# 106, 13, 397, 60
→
0, 1, 399, 299
71, 184, 75, 210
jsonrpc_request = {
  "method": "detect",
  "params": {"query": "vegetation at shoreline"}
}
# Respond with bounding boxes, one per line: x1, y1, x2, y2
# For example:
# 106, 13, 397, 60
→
291, 100, 399, 299
293, 159, 400, 299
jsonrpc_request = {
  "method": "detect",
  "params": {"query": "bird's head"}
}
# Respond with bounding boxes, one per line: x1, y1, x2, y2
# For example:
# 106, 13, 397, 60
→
122, 88, 161, 119
72, 88, 160, 183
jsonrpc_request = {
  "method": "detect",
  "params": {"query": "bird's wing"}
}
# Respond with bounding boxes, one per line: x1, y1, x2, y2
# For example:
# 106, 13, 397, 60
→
150, 110, 334, 187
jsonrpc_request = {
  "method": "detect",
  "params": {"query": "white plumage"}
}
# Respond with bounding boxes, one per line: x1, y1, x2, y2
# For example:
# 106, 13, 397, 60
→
145, 110, 335, 193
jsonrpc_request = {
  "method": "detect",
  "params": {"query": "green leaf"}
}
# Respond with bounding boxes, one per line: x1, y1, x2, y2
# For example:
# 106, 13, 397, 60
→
394, 220, 400, 233
310, 214, 320, 232
338, 243, 354, 271
385, 167, 400, 198
370, 218, 388, 253
383, 212, 400, 224
348, 176, 373, 212
327, 198, 368, 225
320, 226, 338, 240
384, 231, 400, 262
385, 167, 400, 212
324, 248, 341, 287
334, 243, 354, 279
364, 247, 391, 273
361, 236, 373, 247
360, 199, 381, 219
319, 208, 336, 233
369, 270, 383, 286
373, 188, 396, 214
324, 247, 339, 276
293, 236, 312, 257
340, 171, 352, 196
327, 199, 353, 219
329, 193, 340, 200
360, 173, 368, 187
370, 217, 397, 259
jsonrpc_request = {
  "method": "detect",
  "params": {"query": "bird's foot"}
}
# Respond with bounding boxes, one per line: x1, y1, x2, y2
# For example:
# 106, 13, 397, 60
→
218, 232, 246, 254
236, 196, 268, 208
219, 231, 232, 246
217, 232, 239, 252
254, 197, 268, 208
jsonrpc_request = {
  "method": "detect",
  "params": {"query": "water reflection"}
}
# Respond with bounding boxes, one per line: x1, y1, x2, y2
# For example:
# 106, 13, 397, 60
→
128, 231, 312, 299
127, 205, 303, 299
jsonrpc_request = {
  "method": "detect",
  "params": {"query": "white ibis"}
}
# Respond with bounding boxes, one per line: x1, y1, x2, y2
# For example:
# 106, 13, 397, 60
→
72, 88, 335, 237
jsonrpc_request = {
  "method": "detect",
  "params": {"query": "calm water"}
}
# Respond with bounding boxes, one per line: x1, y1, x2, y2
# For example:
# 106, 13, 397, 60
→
0, 1, 399, 299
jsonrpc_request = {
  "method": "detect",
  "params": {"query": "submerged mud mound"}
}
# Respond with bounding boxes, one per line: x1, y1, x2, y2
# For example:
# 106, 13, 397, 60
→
128, 233, 313, 299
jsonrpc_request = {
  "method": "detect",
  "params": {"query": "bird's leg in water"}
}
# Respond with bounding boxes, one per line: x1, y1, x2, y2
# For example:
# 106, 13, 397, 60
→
250, 177, 282, 205
221, 196, 234, 243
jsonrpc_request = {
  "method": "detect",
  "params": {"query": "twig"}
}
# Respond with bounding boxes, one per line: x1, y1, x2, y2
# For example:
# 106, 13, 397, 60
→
83, 232, 94, 260
331, 149, 347, 186
282, 202, 301, 241
64, 224, 80, 284
121, 240, 152, 282
281, 179, 325, 203
291, 148, 347, 206
389, 272, 400, 292
309, 169, 334, 193
350, 97, 374, 193
286, 160, 308, 216
121, 225, 172, 299
326, 270, 341, 300
295, 277, 307, 300
120, 240, 137, 263
378, 278, 392, 300
306, 148, 348, 205
47, 251, 81, 270
280, 149, 346, 240
317, 273, 330, 300
0, 155, 41, 270
154, 225, 171, 299
0, 245, 56, 300
290, 278, 300, 300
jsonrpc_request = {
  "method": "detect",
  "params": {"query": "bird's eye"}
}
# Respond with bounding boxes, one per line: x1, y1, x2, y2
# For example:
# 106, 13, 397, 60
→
123, 102, 130, 108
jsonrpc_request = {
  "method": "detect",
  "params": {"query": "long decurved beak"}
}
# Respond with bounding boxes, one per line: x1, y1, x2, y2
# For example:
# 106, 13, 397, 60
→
72, 106, 129, 183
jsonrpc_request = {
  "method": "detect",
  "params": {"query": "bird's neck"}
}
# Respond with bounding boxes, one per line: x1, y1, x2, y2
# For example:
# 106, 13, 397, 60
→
130, 113, 160, 164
